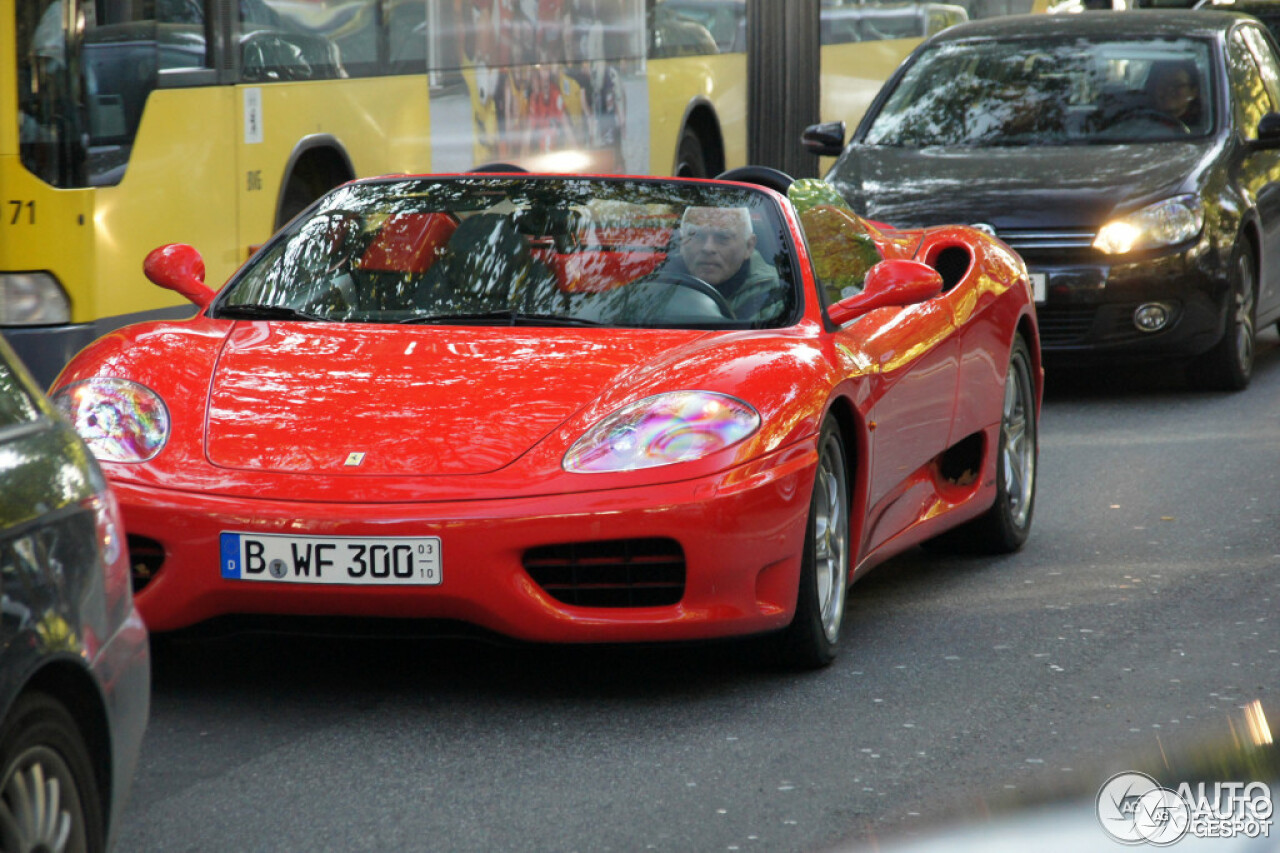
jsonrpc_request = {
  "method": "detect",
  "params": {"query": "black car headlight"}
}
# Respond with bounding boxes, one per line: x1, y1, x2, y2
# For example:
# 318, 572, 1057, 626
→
1093, 195, 1205, 255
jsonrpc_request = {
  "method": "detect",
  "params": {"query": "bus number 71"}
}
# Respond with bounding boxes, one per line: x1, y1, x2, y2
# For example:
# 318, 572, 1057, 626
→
8, 201, 34, 225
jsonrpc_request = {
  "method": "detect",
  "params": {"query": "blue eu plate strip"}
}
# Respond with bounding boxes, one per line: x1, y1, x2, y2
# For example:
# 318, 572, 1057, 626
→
221, 533, 241, 579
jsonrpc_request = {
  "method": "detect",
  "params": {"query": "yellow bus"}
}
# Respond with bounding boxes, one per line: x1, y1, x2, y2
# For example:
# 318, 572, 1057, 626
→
2, 0, 1037, 386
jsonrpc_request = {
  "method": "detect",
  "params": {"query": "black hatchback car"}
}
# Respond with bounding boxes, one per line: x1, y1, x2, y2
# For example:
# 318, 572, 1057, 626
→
0, 338, 149, 851
806, 11, 1280, 389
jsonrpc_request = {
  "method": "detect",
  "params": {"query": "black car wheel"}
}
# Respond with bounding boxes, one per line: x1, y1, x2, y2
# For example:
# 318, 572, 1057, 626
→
1190, 243, 1256, 391
772, 417, 850, 669
0, 692, 104, 853
927, 335, 1038, 554
675, 128, 708, 178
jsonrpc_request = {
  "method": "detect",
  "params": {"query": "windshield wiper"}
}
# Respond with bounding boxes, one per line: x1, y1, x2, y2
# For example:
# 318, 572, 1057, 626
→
217, 304, 327, 322
398, 310, 603, 327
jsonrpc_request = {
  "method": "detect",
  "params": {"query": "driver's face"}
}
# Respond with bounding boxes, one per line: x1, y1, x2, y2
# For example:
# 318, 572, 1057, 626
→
679, 208, 755, 285
1153, 69, 1196, 118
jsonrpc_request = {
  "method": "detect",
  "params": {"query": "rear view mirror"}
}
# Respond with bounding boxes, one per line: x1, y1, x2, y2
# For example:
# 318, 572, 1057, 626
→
143, 244, 215, 308
802, 121, 847, 158
827, 259, 943, 325
1253, 112, 1280, 150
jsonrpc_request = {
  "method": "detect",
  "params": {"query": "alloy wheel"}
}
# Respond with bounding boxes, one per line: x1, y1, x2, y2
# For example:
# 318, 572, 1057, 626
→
813, 430, 850, 643
1001, 348, 1036, 532
0, 746, 86, 853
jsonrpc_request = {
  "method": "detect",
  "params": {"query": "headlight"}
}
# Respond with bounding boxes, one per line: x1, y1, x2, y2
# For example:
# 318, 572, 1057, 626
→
53, 378, 170, 462
563, 391, 760, 473
1093, 195, 1204, 255
0, 272, 71, 324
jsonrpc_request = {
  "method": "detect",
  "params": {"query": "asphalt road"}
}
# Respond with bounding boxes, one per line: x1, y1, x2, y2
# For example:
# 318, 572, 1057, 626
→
117, 332, 1280, 852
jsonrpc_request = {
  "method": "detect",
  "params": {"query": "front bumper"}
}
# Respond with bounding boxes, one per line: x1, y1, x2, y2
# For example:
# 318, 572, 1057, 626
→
121, 443, 817, 643
1028, 241, 1229, 364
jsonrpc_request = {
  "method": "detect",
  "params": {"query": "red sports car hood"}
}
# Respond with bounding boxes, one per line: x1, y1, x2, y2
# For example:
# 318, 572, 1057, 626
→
205, 323, 709, 475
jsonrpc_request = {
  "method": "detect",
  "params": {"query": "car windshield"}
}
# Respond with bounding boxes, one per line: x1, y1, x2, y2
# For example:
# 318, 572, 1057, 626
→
864, 36, 1216, 147
219, 177, 798, 330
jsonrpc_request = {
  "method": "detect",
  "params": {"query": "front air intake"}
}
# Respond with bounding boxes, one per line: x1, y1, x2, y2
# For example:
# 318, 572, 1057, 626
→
522, 538, 685, 608
127, 534, 164, 592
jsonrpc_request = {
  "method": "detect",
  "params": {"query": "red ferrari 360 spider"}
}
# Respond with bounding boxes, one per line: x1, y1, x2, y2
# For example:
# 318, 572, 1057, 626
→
50, 171, 1041, 667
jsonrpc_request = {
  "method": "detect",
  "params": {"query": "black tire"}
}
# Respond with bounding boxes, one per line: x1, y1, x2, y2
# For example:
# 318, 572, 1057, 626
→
1189, 243, 1256, 392
675, 128, 708, 178
929, 336, 1038, 554
773, 417, 850, 669
0, 692, 105, 853
277, 167, 342, 232
277, 180, 320, 231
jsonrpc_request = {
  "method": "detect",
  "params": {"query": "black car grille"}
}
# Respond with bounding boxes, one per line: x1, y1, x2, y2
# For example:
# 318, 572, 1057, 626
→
993, 228, 1097, 253
523, 538, 685, 608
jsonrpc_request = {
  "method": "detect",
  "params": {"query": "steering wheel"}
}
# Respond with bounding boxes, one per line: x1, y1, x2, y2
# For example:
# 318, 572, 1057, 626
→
648, 272, 736, 319
1113, 107, 1189, 134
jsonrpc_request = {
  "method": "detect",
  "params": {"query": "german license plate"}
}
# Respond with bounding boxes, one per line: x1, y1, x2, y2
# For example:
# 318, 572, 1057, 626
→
1030, 272, 1047, 304
220, 532, 441, 585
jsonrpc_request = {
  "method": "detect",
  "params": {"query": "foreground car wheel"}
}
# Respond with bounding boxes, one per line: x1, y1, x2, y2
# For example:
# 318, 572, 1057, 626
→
675, 128, 708, 178
1190, 244, 1256, 392
930, 336, 1037, 554
773, 417, 850, 669
0, 693, 104, 853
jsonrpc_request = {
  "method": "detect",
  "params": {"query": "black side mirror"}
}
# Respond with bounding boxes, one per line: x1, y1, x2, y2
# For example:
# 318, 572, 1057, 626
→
1253, 113, 1280, 150
802, 121, 847, 158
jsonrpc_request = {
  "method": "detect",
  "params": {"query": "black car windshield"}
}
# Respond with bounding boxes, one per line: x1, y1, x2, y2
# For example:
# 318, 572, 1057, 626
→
219, 177, 798, 330
864, 36, 1216, 147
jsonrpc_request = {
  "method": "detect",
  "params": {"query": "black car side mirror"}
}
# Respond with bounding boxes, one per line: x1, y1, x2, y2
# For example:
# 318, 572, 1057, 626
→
802, 121, 847, 158
1251, 113, 1280, 150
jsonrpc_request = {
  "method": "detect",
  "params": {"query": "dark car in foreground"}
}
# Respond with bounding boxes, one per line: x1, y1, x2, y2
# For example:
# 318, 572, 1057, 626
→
0, 338, 149, 851
807, 10, 1280, 389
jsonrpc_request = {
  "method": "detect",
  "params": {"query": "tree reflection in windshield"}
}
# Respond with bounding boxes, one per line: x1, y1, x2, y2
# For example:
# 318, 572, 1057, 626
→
220, 177, 800, 330
864, 37, 1215, 147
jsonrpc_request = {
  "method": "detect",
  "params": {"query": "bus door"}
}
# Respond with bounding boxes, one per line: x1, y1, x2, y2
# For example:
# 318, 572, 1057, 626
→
83, 0, 240, 305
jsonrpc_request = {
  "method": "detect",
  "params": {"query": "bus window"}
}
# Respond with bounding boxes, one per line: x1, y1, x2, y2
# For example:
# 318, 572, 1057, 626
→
240, 0, 362, 80
17, 0, 85, 187
79, 0, 218, 186
387, 0, 428, 71
649, 3, 719, 57
661, 0, 746, 53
